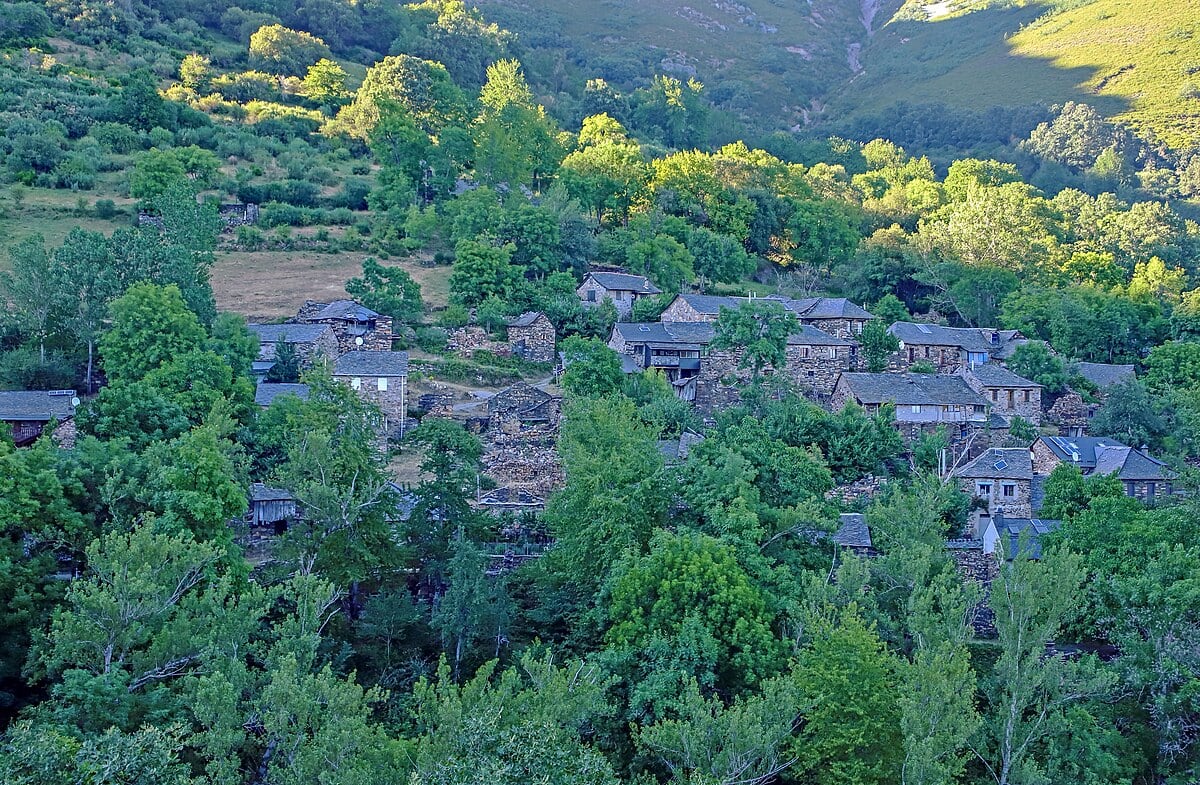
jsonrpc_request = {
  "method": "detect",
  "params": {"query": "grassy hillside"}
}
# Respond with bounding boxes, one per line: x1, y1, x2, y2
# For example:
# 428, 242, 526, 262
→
840, 0, 1200, 149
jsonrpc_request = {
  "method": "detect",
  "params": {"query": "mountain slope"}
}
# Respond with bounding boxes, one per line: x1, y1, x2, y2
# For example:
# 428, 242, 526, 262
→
476, 0, 900, 126
844, 0, 1200, 148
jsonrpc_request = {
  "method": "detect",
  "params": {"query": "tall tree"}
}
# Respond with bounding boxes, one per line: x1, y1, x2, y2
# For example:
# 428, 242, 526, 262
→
711, 301, 799, 381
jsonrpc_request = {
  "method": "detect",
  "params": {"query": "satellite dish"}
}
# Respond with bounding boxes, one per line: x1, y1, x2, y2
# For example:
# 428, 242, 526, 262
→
355, 336, 364, 346
71, 397, 81, 407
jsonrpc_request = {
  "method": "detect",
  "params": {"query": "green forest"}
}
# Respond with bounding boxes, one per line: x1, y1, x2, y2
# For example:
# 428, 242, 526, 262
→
1, 0, 1199, 783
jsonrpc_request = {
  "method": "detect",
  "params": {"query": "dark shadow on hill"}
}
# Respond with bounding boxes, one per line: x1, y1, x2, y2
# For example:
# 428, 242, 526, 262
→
818, 4, 1133, 145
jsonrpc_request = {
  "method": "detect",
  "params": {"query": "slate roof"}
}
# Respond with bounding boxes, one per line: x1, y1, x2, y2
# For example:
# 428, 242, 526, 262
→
670, 293, 874, 321
308, 299, 380, 322
1074, 362, 1136, 389
967, 363, 1041, 388
249, 483, 294, 503
507, 311, 549, 328
248, 323, 332, 345
995, 513, 1061, 560
1037, 436, 1173, 481
889, 322, 1025, 356
658, 431, 705, 463
788, 296, 876, 320
583, 272, 662, 294
838, 373, 988, 407
955, 448, 1034, 480
255, 383, 310, 407
833, 513, 873, 549
0, 390, 76, 422
613, 321, 849, 348
333, 351, 409, 377
478, 487, 545, 507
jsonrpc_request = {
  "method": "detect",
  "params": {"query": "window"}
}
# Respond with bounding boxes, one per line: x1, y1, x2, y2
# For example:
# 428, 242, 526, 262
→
828, 347, 836, 358
1002, 484, 1015, 498
1023, 390, 1031, 402
991, 390, 998, 401
351, 377, 361, 390
854, 322, 863, 334
800, 347, 809, 358
911, 404, 922, 413
587, 289, 596, 302
377, 377, 388, 391
977, 482, 992, 497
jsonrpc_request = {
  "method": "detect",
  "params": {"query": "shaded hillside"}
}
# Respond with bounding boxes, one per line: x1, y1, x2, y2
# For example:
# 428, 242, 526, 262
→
476, 0, 903, 128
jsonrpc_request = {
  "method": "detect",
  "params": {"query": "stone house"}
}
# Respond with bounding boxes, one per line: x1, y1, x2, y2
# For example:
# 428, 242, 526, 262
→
608, 322, 711, 400
486, 382, 561, 434
247, 323, 338, 370
659, 293, 875, 339
831, 372, 990, 439
298, 299, 393, 354
332, 351, 409, 435
954, 447, 1035, 532
576, 272, 661, 317
0, 390, 77, 447
980, 511, 1061, 560
506, 311, 556, 364
887, 322, 1027, 373
254, 383, 310, 408
1032, 435, 1175, 503
960, 364, 1043, 426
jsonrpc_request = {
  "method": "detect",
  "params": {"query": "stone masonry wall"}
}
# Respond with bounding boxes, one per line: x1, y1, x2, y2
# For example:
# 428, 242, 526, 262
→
959, 477, 1033, 520
659, 299, 711, 322
508, 319, 555, 364
888, 343, 964, 373
334, 374, 407, 431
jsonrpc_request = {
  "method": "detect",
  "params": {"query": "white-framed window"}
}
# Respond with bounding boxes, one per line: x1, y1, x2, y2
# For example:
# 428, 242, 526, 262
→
977, 482, 992, 497
377, 377, 388, 391
351, 377, 361, 390
911, 404, 921, 413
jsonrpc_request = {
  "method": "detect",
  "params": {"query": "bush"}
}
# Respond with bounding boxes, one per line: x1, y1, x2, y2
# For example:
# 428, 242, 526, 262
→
414, 326, 449, 353
437, 304, 470, 328
0, 347, 77, 390
236, 225, 266, 249
94, 198, 117, 219
88, 122, 140, 153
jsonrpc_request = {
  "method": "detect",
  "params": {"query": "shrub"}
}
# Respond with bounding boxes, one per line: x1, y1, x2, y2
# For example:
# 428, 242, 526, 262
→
437, 304, 470, 328
414, 326, 449, 353
94, 198, 117, 219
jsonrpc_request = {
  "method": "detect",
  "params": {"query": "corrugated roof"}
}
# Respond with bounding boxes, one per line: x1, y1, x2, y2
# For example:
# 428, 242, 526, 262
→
967, 363, 1042, 388
248, 323, 332, 344
838, 372, 989, 406
0, 390, 76, 422
584, 272, 662, 294
955, 447, 1033, 480
333, 351, 409, 377
255, 383, 310, 407
1074, 362, 1136, 389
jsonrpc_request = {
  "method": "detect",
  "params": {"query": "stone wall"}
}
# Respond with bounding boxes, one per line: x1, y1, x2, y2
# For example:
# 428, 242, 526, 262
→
694, 346, 852, 412
482, 434, 564, 498
947, 542, 998, 636
959, 477, 1033, 520
334, 374, 408, 432
508, 319, 555, 364
1044, 392, 1091, 436
578, 279, 634, 316
659, 298, 710, 322
1030, 439, 1062, 475
447, 327, 509, 358
51, 418, 77, 450
888, 343, 964, 373
978, 385, 1042, 424
802, 317, 866, 340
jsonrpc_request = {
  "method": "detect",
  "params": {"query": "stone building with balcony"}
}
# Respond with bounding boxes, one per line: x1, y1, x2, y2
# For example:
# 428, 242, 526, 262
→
659, 294, 875, 339
831, 371, 990, 441
887, 322, 1027, 373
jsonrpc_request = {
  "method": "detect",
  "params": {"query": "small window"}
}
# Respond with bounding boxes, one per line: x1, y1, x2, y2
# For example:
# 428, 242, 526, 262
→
854, 322, 863, 334
587, 289, 596, 302
1023, 390, 1031, 402
377, 377, 388, 391
1002, 484, 1015, 498
911, 404, 921, 413
351, 377, 361, 390
977, 482, 992, 496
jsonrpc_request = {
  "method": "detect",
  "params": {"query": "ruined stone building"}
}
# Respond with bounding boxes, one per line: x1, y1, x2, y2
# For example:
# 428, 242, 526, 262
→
506, 311, 556, 364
